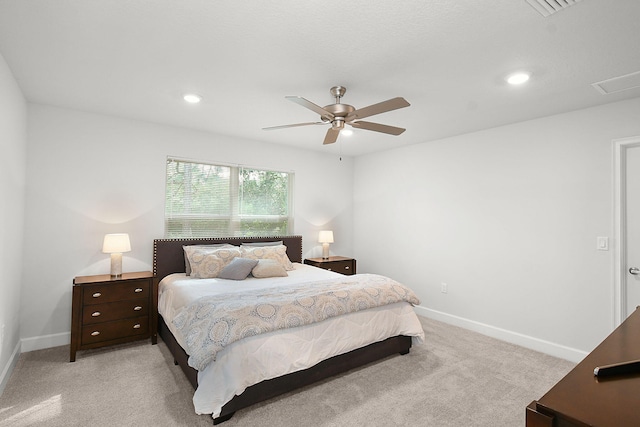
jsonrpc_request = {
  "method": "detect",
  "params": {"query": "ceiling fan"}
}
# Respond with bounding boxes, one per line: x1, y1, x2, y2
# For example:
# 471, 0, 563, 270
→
263, 86, 410, 145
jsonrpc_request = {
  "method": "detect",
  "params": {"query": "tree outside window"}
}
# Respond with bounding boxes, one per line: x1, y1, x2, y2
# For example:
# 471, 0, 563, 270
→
165, 158, 293, 238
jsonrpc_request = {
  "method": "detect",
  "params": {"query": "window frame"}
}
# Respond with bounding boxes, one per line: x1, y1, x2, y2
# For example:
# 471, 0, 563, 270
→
164, 157, 294, 238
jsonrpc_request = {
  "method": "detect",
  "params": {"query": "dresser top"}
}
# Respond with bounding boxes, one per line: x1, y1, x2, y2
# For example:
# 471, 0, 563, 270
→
73, 271, 153, 285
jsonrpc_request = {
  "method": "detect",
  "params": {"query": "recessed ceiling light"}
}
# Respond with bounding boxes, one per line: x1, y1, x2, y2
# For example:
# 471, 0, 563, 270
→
506, 72, 531, 85
183, 93, 202, 103
341, 129, 353, 136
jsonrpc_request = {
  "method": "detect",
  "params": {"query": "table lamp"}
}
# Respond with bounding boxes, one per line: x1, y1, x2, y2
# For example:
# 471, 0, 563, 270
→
318, 230, 334, 260
102, 233, 131, 277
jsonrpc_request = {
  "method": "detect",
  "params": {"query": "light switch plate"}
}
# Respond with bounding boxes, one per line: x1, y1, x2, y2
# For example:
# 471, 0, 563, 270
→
597, 236, 609, 251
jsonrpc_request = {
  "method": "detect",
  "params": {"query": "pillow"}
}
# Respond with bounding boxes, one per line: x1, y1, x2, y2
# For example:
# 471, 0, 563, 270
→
183, 246, 241, 279
251, 259, 288, 278
217, 258, 258, 280
240, 244, 294, 271
242, 240, 283, 247
183, 244, 235, 276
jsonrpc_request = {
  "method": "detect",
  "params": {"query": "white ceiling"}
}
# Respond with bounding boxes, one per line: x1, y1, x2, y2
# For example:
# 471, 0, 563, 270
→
1, 0, 639, 157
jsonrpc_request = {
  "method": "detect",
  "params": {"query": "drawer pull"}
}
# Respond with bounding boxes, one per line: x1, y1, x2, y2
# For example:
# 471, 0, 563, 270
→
345, 266, 350, 269
92, 292, 102, 298
133, 306, 142, 311
91, 331, 100, 336
91, 311, 101, 317
134, 288, 143, 293
133, 324, 141, 329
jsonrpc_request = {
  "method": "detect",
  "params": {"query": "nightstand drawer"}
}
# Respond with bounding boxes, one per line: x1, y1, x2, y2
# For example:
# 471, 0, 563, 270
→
324, 260, 354, 274
82, 299, 149, 324
304, 257, 357, 275
82, 280, 150, 305
81, 316, 149, 345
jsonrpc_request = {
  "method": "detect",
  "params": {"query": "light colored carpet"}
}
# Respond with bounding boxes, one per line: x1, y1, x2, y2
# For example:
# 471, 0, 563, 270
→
0, 316, 574, 426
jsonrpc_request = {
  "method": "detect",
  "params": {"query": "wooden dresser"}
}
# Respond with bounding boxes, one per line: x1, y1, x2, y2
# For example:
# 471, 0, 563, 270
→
527, 307, 640, 426
70, 271, 156, 362
304, 256, 356, 275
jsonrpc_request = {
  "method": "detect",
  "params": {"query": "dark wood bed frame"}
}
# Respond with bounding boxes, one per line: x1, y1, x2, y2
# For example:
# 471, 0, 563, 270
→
153, 235, 412, 424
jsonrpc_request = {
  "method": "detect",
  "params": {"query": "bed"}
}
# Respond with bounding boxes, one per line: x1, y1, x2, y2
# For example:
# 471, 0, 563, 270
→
153, 235, 425, 424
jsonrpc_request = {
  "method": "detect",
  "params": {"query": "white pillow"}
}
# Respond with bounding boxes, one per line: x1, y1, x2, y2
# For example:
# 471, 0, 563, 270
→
183, 246, 241, 279
251, 259, 288, 278
240, 244, 294, 271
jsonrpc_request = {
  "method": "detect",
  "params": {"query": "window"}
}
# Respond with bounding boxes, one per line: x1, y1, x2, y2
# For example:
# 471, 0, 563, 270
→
165, 158, 294, 238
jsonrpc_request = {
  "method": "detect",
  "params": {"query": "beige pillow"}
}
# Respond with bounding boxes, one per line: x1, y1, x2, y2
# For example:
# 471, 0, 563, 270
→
240, 244, 294, 271
251, 259, 288, 278
183, 243, 235, 275
183, 246, 241, 279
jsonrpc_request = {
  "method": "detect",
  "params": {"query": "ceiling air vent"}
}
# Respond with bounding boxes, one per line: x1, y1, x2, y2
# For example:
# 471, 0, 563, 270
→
525, 0, 583, 17
592, 71, 640, 95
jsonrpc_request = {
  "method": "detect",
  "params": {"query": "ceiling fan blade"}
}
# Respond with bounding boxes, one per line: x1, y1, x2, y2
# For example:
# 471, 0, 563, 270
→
323, 128, 340, 145
346, 97, 410, 121
263, 122, 326, 131
286, 96, 334, 120
350, 121, 406, 136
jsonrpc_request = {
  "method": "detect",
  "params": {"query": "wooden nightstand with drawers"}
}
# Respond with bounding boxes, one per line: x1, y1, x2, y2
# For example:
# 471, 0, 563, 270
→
304, 256, 357, 275
70, 271, 156, 362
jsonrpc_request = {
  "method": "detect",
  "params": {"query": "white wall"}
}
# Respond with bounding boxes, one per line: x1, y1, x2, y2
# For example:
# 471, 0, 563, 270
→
21, 104, 354, 348
354, 97, 640, 361
19, 96, 640, 362
0, 52, 26, 392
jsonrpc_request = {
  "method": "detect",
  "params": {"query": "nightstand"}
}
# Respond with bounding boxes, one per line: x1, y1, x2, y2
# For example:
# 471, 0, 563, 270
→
70, 271, 156, 362
304, 256, 357, 275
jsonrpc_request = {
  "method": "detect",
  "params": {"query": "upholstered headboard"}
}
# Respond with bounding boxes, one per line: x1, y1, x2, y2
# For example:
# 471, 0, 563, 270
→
153, 235, 303, 281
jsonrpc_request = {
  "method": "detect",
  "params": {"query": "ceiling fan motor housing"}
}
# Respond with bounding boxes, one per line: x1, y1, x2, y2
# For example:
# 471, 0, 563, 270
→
323, 103, 355, 118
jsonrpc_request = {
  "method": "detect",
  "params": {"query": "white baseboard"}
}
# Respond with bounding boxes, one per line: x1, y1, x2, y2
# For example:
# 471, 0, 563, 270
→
0, 341, 21, 395
21, 332, 70, 353
414, 306, 587, 363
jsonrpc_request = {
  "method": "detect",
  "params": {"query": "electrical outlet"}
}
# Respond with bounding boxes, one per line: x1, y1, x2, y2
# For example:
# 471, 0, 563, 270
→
441, 283, 448, 293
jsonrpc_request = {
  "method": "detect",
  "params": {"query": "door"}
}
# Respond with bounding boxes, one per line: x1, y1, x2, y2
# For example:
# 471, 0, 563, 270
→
626, 144, 640, 317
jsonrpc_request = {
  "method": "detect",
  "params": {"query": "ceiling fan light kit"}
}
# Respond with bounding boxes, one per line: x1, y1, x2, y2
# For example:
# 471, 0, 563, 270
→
263, 86, 410, 145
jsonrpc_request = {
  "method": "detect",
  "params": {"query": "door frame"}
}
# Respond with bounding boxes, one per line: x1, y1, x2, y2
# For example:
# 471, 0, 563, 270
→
613, 135, 640, 325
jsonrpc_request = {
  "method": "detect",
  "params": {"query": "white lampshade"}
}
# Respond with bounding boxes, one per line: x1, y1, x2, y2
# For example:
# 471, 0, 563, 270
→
102, 233, 131, 254
318, 230, 334, 244
102, 234, 131, 277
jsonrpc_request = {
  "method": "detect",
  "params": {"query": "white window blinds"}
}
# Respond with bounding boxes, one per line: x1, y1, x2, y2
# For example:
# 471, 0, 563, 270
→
165, 158, 294, 238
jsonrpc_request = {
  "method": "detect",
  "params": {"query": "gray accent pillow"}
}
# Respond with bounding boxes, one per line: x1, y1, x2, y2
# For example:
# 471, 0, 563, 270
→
218, 258, 259, 280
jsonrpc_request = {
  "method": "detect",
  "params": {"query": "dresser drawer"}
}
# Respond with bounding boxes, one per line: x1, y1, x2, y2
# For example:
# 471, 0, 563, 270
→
81, 316, 149, 345
82, 299, 149, 325
82, 280, 150, 305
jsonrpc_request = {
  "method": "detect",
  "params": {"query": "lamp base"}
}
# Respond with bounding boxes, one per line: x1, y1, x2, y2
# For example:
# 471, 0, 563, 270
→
322, 243, 330, 260
110, 253, 123, 277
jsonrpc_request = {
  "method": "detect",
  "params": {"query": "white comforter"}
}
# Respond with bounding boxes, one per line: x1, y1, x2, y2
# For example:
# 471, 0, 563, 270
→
158, 263, 425, 418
